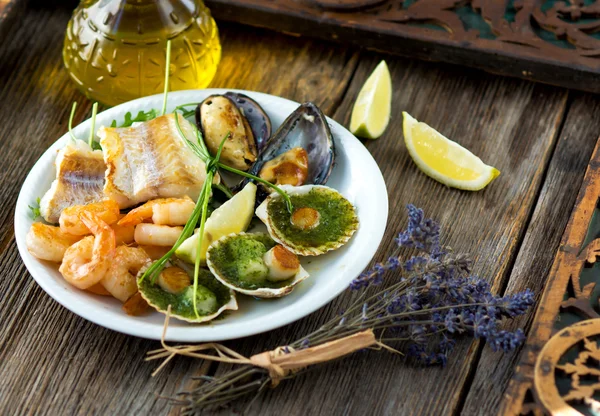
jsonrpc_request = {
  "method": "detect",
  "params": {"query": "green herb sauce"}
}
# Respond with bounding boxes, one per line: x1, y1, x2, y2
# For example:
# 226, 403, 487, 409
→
267, 188, 358, 249
139, 268, 230, 320
209, 233, 294, 290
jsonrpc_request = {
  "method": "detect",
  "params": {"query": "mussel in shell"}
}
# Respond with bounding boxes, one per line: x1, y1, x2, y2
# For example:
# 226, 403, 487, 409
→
196, 93, 271, 171
236, 102, 335, 199
224, 92, 272, 153
251, 103, 334, 185
206, 232, 309, 298
256, 185, 359, 256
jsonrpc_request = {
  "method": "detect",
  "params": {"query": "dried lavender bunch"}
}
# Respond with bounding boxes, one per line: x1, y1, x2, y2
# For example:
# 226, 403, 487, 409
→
168, 205, 534, 414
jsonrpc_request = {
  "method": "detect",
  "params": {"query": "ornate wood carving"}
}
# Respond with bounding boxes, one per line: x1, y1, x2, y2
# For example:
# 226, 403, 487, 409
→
535, 319, 600, 415
205, 0, 600, 92
503, 136, 600, 415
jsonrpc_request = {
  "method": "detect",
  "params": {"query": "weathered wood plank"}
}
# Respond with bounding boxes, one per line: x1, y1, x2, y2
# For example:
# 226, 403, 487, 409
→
203, 54, 569, 415
0, 6, 358, 415
461, 92, 600, 415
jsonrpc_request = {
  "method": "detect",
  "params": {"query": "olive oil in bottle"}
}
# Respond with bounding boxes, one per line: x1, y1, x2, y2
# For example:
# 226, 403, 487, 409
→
63, 0, 221, 106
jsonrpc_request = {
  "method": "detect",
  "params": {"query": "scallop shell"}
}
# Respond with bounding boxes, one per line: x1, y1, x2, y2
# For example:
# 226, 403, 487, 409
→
256, 185, 359, 256
137, 263, 237, 323
206, 232, 309, 298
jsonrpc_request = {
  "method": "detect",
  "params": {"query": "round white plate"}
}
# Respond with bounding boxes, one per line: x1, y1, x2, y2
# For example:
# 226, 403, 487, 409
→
15, 89, 388, 342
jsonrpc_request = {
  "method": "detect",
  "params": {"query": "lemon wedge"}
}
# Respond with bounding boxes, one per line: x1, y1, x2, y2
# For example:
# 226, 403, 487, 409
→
402, 112, 500, 190
350, 60, 392, 139
176, 182, 257, 264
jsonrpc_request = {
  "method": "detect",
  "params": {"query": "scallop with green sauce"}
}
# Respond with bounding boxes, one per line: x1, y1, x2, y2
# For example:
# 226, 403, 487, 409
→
138, 266, 237, 323
206, 232, 309, 298
256, 185, 359, 256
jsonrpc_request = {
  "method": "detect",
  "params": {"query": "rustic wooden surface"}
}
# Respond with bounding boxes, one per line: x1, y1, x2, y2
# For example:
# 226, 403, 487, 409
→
205, 0, 600, 94
0, 1, 599, 415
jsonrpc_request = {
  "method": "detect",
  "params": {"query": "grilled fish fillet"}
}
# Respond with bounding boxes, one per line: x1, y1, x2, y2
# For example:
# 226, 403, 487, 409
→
39, 140, 106, 223
98, 114, 210, 208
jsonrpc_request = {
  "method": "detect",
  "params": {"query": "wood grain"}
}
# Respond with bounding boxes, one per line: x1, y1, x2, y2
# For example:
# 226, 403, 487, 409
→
461, 92, 600, 415
0, 2, 592, 415
206, 0, 600, 94
0, 6, 358, 416
201, 54, 569, 415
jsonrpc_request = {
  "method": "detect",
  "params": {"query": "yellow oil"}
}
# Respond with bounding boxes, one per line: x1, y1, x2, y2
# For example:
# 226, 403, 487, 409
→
63, 0, 221, 106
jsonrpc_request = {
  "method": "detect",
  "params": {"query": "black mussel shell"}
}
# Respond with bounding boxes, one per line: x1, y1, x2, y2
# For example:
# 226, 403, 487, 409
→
252, 102, 335, 182
224, 92, 272, 153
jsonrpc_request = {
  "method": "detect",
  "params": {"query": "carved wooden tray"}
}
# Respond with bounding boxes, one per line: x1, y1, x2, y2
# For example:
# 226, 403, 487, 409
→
205, 0, 600, 93
505, 135, 600, 415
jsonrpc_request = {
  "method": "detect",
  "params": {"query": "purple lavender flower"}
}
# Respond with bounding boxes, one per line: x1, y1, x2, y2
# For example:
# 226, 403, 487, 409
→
346, 205, 533, 365
395, 205, 444, 256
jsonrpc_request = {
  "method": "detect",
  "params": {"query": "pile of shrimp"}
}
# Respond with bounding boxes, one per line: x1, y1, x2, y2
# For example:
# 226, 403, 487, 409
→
26, 197, 195, 315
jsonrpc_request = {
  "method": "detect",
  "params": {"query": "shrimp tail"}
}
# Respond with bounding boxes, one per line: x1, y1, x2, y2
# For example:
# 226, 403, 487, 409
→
117, 204, 152, 227
80, 211, 116, 257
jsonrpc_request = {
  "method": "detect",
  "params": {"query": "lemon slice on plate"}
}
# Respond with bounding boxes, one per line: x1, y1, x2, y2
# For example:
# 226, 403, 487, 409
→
350, 60, 392, 139
176, 182, 257, 264
402, 112, 500, 191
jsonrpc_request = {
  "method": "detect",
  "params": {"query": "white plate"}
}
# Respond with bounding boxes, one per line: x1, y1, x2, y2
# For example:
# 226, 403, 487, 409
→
14, 89, 388, 342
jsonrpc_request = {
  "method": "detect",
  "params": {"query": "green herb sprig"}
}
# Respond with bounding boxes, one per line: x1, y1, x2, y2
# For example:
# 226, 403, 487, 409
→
137, 38, 293, 319
110, 109, 159, 128
172, 103, 294, 212
88, 102, 98, 148
28, 197, 41, 220
68, 102, 77, 142
161, 40, 172, 116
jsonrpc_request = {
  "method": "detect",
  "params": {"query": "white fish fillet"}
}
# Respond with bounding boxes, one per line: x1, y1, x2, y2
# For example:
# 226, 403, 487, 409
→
40, 141, 106, 223
98, 114, 210, 208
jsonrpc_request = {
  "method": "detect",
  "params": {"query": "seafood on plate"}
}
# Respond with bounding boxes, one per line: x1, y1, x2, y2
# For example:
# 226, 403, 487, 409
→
26, 222, 82, 262
206, 232, 309, 298
58, 212, 116, 290
99, 113, 214, 208
138, 265, 238, 323
40, 140, 106, 223
196, 92, 271, 171
25, 90, 360, 324
256, 185, 359, 256
229, 102, 335, 202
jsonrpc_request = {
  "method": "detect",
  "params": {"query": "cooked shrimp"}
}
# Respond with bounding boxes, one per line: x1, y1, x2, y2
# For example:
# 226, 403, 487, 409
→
101, 246, 150, 302
134, 223, 183, 247
118, 196, 195, 227
26, 223, 81, 262
60, 200, 120, 235
87, 283, 112, 296
138, 245, 171, 260
112, 223, 135, 245
122, 291, 150, 316
59, 212, 116, 290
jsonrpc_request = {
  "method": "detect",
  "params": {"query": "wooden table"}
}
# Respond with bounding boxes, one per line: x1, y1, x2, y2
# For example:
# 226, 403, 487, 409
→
1, 2, 599, 415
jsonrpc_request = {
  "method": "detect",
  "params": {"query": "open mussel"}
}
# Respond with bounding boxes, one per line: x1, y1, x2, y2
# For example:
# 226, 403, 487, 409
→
196, 93, 271, 171
250, 102, 335, 187
233, 102, 335, 200
224, 92, 272, 153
